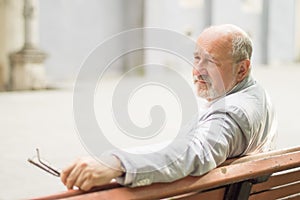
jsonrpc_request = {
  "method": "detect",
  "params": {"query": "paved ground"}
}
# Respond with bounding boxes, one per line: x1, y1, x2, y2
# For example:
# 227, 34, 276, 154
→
0, 64, 300, 199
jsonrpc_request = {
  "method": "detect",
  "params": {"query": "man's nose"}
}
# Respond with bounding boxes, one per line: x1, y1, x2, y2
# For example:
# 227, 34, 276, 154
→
193, 61, 207, 75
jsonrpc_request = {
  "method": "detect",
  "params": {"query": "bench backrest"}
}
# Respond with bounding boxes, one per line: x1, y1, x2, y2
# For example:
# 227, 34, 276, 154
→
33, 146, 300, 200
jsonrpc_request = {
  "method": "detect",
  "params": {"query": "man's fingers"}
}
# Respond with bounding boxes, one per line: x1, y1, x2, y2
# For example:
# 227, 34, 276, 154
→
65, 163, 85, 190
60, 162, 76, 185
73, 172, 87, 190
80, 180, 94, 192
60, 156, 121, 191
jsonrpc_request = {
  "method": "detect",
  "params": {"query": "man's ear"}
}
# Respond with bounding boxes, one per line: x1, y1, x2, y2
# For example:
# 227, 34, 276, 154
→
236, 59, 250, 82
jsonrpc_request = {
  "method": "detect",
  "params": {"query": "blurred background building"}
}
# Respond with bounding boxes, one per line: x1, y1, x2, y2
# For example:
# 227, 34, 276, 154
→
0, 0, 299, 90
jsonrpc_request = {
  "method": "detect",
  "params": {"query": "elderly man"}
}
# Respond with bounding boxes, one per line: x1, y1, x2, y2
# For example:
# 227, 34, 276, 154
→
61, 24, 277, 191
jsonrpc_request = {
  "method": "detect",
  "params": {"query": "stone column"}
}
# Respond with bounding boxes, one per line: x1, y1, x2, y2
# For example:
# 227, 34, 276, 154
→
0, 1, 6, 91
9, 0, 47, 90
204, 0, 213, 27
296, 0, 300, 62
121, 0, 145, 75
261, 0, 269, 65
0, 0, 24, 91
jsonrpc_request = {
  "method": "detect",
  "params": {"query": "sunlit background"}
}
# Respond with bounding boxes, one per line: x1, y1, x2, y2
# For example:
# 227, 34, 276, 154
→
0, 0, 300, 199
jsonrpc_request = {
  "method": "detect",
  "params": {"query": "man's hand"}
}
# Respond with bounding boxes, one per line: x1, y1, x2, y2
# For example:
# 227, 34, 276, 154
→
60, 156, 124, 191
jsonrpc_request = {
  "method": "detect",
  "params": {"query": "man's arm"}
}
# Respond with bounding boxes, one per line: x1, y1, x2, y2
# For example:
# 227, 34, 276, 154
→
61, 112, 247, 190
112, 112, 247, 187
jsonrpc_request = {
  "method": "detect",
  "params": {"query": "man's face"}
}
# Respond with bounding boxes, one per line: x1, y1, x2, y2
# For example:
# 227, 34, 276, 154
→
193, 32, 238, 101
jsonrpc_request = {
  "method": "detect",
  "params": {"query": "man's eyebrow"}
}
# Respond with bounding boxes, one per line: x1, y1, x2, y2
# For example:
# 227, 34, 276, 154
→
207, 54, 217, 61
193, 51, 215, 61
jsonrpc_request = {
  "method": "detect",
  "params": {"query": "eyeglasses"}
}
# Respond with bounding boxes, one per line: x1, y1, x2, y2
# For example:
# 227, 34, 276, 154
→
27, 148, 60, 177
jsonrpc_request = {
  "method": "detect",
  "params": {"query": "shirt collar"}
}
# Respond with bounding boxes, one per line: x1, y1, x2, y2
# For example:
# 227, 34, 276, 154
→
201, 75, 255, 108
226, 75, 255, 96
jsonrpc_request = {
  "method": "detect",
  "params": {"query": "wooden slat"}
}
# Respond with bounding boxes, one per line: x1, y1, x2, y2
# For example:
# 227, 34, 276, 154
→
31, 182, 120, 200
251, 169, 300, 193
222, 146, 300, 166
249, 182, 300, 200
281, 194, 300, 200
175, 187, 226, 200
64, 150, 300, 200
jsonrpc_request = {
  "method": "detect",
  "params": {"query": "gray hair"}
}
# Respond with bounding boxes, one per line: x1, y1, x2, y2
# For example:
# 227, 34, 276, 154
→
201, 24, 253, 63
232, 33, 253, 63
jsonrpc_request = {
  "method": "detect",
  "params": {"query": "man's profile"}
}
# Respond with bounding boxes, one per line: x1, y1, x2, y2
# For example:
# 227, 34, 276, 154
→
60, 24, 277, 191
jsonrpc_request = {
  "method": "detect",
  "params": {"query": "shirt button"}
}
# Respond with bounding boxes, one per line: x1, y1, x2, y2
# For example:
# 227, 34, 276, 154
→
136, 179, 150, 186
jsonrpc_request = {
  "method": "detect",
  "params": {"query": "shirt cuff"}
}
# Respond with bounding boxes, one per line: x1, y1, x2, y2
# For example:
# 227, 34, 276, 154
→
111, 152, 135, 186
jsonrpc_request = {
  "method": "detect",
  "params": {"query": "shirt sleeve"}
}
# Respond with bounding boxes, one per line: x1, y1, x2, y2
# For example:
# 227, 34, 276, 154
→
111, 111, 248, 187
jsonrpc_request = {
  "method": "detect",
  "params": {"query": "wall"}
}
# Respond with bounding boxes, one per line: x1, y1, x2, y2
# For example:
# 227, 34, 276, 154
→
268, 0, 295, 64
213, 0, 265, 64
295, 0, 300, 61
35, 0, 299, 82
143, 0, 206, 76
39, 0, 125, 81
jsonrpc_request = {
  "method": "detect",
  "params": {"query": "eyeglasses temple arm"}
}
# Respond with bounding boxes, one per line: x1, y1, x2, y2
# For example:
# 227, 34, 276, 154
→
35, 148, 61, 176
28, 158, 60, 177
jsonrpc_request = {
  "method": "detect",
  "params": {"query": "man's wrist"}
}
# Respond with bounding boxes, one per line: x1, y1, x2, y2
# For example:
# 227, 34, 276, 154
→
111, 155, 125, 178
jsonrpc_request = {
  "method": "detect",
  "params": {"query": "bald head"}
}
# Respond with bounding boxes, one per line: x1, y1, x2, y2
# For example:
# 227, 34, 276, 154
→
193, 24, 253, 100
197, 24, 253, 63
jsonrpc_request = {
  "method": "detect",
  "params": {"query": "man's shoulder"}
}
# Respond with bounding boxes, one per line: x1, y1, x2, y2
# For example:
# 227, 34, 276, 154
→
205, 83, 268, 122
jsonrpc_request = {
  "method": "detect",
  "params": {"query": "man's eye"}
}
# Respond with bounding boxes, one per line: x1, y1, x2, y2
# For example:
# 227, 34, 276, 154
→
207, 59, 214, 64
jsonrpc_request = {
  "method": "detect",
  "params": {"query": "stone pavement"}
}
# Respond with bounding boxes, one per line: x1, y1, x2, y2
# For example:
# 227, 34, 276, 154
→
0, 64, 299, 199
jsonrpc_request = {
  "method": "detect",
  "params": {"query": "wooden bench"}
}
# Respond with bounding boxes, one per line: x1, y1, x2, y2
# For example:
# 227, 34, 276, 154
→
32, 146, 300, 200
